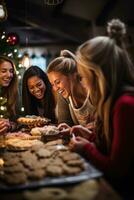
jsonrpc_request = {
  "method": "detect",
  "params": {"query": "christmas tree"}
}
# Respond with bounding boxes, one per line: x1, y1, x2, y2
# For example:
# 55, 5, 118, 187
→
0, 31, 25, 117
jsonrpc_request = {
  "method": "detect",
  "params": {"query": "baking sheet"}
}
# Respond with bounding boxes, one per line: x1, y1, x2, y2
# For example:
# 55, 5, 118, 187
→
0, 161, 102, 191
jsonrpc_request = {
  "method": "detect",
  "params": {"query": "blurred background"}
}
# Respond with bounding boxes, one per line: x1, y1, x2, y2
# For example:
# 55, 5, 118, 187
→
0, 0, 134, 72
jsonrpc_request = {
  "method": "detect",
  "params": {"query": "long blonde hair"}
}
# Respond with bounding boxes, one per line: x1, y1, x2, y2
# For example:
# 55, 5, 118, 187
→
76, 23, 134, 150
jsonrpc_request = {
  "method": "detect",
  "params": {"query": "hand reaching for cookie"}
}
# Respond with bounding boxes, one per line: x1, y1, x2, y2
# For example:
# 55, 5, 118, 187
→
69, 136, 90, 153
57, 123, 71, 131
70, 125, 96, 142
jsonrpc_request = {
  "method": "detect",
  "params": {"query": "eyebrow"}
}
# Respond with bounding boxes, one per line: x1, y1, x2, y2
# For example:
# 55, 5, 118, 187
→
29, 80, 42, 87
54, 79, 60, 83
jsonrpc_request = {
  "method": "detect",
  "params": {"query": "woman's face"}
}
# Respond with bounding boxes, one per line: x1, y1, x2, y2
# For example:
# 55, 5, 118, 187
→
0, 61, 14, 87
48, 72, 71, 99
27, 76, 46, 100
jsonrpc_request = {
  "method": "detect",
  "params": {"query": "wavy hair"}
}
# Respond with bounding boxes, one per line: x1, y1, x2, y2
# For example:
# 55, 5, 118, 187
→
22, 66, 55, 122
0, 56, 18, 117
76, 19, 134, 150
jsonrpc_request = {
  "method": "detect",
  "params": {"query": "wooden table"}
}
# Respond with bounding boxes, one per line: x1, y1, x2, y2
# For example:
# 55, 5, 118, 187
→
0, 178, 122, 200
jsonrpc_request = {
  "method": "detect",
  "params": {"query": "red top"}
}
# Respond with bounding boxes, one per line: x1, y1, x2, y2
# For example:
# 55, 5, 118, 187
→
83, 94, 134, 178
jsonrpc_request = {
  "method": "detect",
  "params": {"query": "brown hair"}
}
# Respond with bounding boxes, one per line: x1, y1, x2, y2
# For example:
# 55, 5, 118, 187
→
0, 56, 18, 117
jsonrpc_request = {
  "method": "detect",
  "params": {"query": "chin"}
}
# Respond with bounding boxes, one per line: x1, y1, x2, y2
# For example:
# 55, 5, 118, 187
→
36, 96, 44, 100
62, 93, 69, 99
2, 83, 10, 87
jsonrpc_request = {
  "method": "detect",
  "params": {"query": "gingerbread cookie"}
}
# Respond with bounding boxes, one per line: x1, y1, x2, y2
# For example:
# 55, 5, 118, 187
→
46, 165, 63, 176
4, 172, 27, 185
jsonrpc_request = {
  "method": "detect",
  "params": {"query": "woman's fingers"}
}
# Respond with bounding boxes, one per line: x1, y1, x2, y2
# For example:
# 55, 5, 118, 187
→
0, 126, 8, 134
58, 123, 70, 131
0, 119, 10, 134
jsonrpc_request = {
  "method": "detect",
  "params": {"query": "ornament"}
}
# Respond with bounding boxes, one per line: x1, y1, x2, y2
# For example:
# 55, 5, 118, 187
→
7, 33, 19, 46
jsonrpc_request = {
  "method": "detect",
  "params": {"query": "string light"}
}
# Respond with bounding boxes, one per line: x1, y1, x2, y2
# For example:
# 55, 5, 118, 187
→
21, 107, 24, 112
18, 75, 22, 80
14, 49, 18, 53
18, 64, 23, 68
16, 70, 19, 75
21, 53, 30, 69
7, 53, 13, 57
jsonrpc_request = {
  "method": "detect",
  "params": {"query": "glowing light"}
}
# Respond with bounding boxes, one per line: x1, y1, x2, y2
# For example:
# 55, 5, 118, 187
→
21, 53, 30, 69
18, 75, 22, 79
21, 107, 24, 112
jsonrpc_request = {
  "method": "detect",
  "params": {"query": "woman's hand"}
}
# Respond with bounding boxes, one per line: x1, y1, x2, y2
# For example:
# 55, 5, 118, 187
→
58, 123, 71, 131
0, 119, 11, 135
69, 136, 90, 153
70, 125, 93, 139
86, 121, 96, 132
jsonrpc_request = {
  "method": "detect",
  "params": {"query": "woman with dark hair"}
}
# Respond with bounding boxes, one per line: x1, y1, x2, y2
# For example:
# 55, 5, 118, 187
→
69, 19, 134, 198
0, 56, 18, 134
22, 66, 56, 123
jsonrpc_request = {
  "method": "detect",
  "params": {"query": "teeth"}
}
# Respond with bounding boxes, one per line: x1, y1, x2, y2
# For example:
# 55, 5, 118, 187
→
58, 90, 63, 94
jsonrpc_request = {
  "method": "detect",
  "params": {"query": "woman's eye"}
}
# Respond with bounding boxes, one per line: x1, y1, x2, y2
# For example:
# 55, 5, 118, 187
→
56, 80, 60, 84
37, 83, 41, 87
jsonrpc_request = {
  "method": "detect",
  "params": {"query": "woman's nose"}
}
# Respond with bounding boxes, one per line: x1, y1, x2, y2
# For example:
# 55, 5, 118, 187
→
33, 86, 40, 93
53, 84, 60, 92
6, 71, 12, 78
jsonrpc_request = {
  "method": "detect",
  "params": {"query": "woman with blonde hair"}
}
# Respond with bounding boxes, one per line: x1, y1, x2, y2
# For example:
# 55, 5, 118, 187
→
0, 56, 18, 134
47, 50, 95, 128
69, 19, 134, 198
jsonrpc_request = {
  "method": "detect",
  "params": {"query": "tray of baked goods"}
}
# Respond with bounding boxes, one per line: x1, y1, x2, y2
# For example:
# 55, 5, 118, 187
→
17, 115, 51, 129
0, 138, 102, 191
0, 125, 70, 151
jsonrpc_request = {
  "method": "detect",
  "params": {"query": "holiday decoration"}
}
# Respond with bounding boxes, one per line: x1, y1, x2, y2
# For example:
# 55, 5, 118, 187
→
0, 96, 7, 118
7, 33, 19, 46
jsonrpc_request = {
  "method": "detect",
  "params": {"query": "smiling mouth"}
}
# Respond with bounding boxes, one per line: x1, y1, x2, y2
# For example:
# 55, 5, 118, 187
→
3, 80, 11, 84
58, 90, 64, 94
35, 92, 42, 96
4, 79, 11, 82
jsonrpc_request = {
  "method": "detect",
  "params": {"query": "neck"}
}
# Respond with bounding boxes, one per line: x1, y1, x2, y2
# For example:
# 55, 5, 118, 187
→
71, 82, 87, 108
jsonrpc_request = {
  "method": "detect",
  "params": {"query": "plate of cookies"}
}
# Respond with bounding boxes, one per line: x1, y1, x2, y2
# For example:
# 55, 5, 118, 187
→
0, 139, 102, 191
17, 115, 51, 129
30, 125, 71, 143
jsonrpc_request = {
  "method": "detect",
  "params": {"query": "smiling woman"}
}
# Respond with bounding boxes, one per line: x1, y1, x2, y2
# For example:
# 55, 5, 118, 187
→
0, 56, 18, 134
22, 66, 56, 123
0, 56, 18, 117
47, 50, 95, 126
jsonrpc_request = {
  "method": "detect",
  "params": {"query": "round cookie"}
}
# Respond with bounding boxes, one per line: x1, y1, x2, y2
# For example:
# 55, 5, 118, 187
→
46, 165, 63, 176
4, 172, 27, 185
24, 188, 67, 200
27, 169, 46, 180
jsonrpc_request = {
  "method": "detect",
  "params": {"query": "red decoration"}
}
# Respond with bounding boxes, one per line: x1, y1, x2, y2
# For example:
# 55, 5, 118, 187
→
7, 33, 19, 46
